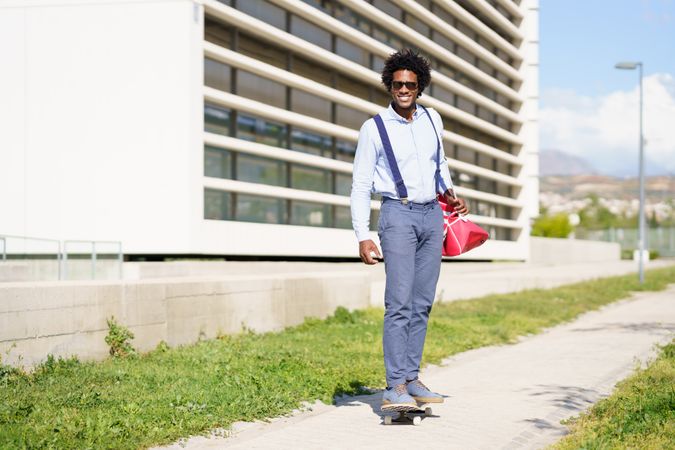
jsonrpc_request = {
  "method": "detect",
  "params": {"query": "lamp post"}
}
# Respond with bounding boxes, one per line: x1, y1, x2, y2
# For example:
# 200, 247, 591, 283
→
614, 61, 645, 284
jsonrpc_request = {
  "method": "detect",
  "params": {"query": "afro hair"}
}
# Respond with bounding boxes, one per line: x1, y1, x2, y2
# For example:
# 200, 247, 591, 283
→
381, 48, 431, 98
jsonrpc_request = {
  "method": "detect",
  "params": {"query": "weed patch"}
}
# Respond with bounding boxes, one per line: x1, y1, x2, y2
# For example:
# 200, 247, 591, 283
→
105, 316, 136, 358
553, 339, 675, 450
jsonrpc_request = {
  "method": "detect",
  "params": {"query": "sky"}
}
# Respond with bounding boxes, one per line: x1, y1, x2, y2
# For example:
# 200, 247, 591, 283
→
539, 0, 675, 176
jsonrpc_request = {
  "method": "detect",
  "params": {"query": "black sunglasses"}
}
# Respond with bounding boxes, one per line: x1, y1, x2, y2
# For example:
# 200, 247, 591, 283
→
391, 81, 418, 90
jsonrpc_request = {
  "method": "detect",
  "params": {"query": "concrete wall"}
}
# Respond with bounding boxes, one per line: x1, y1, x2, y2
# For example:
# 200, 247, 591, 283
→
0, 271, 370, 367
0, 0, 203, 253
529, 237, 621, 264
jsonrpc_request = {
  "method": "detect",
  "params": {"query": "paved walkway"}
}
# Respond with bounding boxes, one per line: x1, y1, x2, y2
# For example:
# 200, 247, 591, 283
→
158, 285, 675, 450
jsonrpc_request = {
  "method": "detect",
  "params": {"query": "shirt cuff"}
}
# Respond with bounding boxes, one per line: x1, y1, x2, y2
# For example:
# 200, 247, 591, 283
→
355, 228, 372, 242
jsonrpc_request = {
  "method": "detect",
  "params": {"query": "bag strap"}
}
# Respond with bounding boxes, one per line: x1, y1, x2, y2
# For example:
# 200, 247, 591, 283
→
373, 113, 408, 203
418, 104, 449, 197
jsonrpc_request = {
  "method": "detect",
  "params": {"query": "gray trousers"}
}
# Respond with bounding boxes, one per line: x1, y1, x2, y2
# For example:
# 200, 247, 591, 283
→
378, 197, 443, 388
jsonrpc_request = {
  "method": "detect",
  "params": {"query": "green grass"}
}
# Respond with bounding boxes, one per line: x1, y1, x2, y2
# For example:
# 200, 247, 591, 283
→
553, 339, 675, 450
1, 266, 674, 449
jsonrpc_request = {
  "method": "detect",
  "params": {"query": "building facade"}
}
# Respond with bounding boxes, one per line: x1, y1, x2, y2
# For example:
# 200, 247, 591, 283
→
0, 0, 538, 259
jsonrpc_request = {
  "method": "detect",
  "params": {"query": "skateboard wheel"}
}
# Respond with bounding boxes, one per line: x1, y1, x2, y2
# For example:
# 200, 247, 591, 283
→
412, 415, 422, 426
384, 415, 392, 425
424, 407, 432, 416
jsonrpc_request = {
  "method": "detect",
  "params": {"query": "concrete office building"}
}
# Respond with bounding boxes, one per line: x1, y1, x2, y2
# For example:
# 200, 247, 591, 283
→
0, 0, 539, 259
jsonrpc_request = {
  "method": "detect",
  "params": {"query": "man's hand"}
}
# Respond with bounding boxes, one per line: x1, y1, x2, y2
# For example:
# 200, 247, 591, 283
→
444, 191, 469, 215
358, 240, 382, 265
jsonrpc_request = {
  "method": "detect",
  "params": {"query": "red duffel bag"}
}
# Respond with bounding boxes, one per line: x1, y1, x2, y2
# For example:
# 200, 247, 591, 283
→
438, 194, 489, 256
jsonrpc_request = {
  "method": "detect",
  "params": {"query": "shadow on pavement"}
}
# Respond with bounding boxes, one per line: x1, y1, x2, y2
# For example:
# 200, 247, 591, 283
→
333, 384, 446, 425
571, 322, 675, 333
521, 384, 599, 410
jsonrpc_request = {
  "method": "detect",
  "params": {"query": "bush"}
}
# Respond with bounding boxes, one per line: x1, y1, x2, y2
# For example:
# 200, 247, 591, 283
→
531, 213, 573, 238
104, 317, 136, 358
621, 249, 660, 260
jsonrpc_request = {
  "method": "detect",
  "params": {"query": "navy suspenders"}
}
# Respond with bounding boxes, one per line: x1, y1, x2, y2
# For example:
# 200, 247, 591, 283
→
372, 105, 448, 204
373, 114, 409, 203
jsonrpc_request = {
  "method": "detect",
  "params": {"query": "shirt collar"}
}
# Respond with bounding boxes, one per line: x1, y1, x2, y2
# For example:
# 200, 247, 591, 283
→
386, 102, 421, 123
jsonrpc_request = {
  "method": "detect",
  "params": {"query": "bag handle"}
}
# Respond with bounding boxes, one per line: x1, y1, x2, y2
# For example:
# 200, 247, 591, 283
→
418, 104, 450, 197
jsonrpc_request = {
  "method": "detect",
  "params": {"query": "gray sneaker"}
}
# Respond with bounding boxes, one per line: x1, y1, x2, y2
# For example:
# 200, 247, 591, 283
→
381, 384, 417, 411
406, 379, 444, 403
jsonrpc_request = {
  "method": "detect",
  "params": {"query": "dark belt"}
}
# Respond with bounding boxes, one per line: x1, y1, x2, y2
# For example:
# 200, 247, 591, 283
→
382, 196, 438, 208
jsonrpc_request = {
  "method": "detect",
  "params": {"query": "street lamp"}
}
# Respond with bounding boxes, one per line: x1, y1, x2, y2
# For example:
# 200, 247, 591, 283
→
614, 61, 645, 284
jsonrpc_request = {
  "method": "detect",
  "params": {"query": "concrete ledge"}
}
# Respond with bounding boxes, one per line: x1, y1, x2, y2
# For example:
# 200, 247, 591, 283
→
0, 271, 370, 367
530, 236, 620, 264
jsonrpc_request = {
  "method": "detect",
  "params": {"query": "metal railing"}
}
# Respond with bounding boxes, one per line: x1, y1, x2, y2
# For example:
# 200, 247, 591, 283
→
576, 227, 675, 257
0, 234, 122, 281
62, 240, 123, 280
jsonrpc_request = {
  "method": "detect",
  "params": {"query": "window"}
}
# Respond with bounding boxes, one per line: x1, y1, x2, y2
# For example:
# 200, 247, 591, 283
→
336, 140, 356, 162
478, 176, 496, 194
238, 34, 287, 69
291, 15, 331, 50
291, 128, 333, 157
371, 55, 385, 73
404, 14, 430, 37
204, 104, 231, 135
238, 0, 286, 30
205, 19, 232, 48
370, 209, 379, 231
335, 206, 352, 229
496, 115, 512, 132
302, 0, 332, 14
237, 70, 286, 108
204, 189, 232, 220
497, 205, 512, 220
372, 0, 402, 20
204, 59, 231, 92
371, 89, 391, 107
433, 84, 455, 106
457, 96, 476, 115
372, 27, 403, 50
290, 201, 332, 227
336, 105, 369, 131
334, 3, 371, 35
434, 33, 457, 55
456, 45, 476, 66
336, 37, 369, 67
237, 114, 287, 147
336, 74, 369, 99
290, 164, 331, 193
236, 194, 287, 224
291, 89, 331, 122
204, 146, 232, 179
495, 228, 512, 241
437, 62, 456, 79
477, 105, 497, 125
293, 55, 331, 85
237, 154, 287, 187
496, 159, 511, 177
335, 173, 351, 196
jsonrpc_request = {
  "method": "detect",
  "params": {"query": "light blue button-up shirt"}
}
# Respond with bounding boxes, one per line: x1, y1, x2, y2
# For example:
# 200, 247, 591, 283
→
350, 103, 454, 242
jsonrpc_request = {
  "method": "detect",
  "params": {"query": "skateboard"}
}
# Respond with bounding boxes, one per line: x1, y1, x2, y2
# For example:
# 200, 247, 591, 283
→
381, 404, 433, 426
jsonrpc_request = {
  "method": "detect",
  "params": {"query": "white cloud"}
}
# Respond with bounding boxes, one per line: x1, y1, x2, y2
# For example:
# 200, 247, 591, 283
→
540, 73, 675, 176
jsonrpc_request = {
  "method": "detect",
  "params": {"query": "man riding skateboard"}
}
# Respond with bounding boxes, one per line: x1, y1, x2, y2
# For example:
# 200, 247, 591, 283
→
350, 49, 469, 411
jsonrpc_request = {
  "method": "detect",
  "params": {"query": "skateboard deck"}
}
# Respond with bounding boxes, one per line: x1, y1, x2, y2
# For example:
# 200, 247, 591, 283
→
381, 404, 433, 426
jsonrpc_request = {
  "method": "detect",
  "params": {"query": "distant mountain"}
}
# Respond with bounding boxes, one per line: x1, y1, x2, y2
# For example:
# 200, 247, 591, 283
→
539, 149, 597, 176
540, 174, 675, 201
